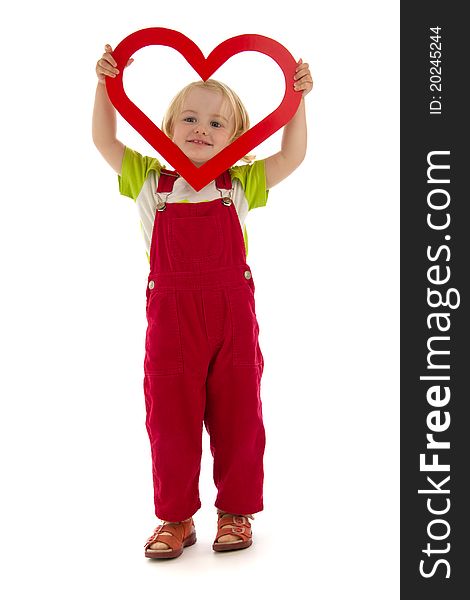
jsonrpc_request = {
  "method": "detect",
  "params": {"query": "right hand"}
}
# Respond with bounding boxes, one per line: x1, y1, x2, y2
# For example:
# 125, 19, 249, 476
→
96, 43, 134, 85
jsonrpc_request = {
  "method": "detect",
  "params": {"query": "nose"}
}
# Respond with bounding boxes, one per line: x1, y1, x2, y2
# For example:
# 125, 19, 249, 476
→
194, 123, 207, 135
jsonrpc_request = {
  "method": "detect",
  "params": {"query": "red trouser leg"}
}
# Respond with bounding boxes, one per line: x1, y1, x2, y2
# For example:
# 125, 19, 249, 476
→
143, 372, 205, 522
205, 361, 265, 515
203, 283, 265, 515
143, 287, 208, 523
143, 281, 265, 521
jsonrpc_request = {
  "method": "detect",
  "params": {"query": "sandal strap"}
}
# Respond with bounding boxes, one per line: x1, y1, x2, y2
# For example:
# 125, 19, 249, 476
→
144, 519, 193, 551
215, 515, 252, 542
215, 525, 252, 543
217, 511, 254, 520
144, 524, 181, 551
217, 514, 252, 527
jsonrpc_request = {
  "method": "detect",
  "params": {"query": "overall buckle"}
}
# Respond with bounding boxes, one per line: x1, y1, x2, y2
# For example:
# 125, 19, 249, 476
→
216, 172, 233, 207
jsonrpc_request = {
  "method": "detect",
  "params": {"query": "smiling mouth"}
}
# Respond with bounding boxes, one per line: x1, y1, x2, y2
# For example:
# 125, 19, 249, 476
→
187, 139, 213, 146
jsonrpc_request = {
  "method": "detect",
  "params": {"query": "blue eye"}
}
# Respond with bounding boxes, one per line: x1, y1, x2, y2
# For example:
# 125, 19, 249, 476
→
184, 116, 196, 123
211, 121, 222, 128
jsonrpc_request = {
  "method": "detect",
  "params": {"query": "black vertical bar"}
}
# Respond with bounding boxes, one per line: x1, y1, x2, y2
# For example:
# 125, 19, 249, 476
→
401, 2, 469, 598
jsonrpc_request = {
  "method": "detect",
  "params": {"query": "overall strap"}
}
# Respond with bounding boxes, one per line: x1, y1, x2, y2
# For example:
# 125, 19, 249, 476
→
156, 169, 233, 194
157, 168, 179, 193
215, 169, 232, 193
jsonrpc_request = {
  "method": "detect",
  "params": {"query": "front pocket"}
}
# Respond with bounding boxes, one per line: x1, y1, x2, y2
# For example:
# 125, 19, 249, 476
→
226, 284, 263, 367
169, 215, 222, 262
144, 289, 184, 375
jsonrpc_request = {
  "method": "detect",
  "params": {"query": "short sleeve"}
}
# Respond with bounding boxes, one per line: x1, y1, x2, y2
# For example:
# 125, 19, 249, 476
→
230, 160, 269, 211
117, 146, 163, 201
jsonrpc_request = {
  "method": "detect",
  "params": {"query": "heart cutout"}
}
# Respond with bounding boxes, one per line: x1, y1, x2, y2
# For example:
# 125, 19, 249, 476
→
106, 28, 301, 191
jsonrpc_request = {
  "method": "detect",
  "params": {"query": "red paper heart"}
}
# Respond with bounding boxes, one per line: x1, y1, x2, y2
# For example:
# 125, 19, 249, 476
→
106, 28, 301, 191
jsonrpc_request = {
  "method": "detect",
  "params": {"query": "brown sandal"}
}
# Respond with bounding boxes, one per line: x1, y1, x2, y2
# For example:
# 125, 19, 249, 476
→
212, 512, 254, 552
144, 518, 197, 559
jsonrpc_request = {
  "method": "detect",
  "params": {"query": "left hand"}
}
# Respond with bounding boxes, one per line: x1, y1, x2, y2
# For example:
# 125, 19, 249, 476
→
293, 59, 313, 97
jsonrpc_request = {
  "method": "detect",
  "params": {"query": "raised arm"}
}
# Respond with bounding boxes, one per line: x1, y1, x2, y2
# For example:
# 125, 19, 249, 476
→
92, 44, 133, 175
264, 59, 313, 189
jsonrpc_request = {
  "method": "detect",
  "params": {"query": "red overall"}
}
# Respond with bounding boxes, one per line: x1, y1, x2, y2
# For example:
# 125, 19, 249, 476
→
143, 169, 265, 523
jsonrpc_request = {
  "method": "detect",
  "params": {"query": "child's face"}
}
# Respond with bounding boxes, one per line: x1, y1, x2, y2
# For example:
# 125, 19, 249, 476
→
172, 87, 235, 167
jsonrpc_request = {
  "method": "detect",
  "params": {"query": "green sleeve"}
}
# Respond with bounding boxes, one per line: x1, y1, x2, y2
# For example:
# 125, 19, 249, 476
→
117, 146, 163, 201
230, 160, 269, 210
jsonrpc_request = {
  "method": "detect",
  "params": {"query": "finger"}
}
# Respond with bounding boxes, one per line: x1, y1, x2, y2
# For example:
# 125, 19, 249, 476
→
103, 45, 117, 67
294, 80, 313, 90
102, 53, 118, 69
294, 70, 308, 80
295, 79, 313, 86
294, 68, 310, 81
295, 63, 310, 75
105, 53, 118, 68
97, 59, 119, 77
100, 67, 118, 78
299, 73, 313, 83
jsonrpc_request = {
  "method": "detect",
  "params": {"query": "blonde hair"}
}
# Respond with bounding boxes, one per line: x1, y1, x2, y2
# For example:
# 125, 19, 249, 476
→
161, 79, 255, 164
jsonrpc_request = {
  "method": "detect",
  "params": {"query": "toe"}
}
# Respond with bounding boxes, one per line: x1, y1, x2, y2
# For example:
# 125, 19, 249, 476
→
217, 533, 241, 543
149, 532, 172, 551
149, 541, 171, 551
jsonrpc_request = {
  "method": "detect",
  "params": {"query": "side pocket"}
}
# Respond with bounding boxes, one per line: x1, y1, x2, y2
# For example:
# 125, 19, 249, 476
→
145, 284, 151, 313
144, 289, 184, 375
226, 285, 263, 367
146, 285, 158, 315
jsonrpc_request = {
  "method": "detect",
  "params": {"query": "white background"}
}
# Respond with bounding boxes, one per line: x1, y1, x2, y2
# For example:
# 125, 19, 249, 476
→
0, 1, 399, 598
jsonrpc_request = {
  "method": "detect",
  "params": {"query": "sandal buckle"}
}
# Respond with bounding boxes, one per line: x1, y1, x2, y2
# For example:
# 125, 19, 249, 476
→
234, 516, 246, 525
231, 526, 245, 534
145, 524, 163, 546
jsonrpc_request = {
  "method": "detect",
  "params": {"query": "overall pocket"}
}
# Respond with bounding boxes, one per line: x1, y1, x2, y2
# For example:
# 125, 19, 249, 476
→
144, 288, 184, 375
226, 282, 263, 367
169, 215, 222, 262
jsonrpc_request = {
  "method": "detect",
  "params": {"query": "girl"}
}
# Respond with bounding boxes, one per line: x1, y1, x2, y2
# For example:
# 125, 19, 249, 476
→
93, 42, 313, 559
